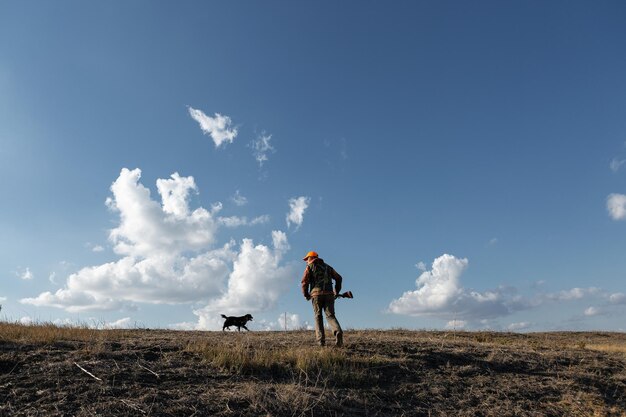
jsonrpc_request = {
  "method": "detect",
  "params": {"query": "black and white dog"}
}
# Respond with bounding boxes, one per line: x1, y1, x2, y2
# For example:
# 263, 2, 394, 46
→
221, 314, 253, 331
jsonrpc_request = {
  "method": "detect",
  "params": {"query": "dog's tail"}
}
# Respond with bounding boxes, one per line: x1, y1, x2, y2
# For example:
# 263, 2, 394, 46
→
221, 314, 227, 319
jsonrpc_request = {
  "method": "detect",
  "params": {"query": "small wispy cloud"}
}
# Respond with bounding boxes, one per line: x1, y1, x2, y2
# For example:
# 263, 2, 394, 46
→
446, 320, 466, 329
86, 243, 105, 252
218, 215, 270, 228
415, 261, 427, 271
251, 133, 275, 167
610, 158, 626, 173
188, 107, 238, 148
231, 190, 248, 206
609, 293, 626, 304
286, 196, 310, 229
104, 317, 133, 329
607, 193, 626, 220
547, 287, 600, 301
18, 267, 34, 280
584, 306, 602, 316
507, 322, 531, 331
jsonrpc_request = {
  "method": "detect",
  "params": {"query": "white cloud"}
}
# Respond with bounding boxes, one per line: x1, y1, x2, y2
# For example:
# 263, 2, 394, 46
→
86, 242, 105, 252
286, 196, 310, 229
218, 216, 251, 228
250, 215, 270, 225
584, 306, 601, 316
218, 214, 270, 228
388, 254, 524, 320
156, 172, 198, 218
609, 293, 626, 304
22, 168, 293, 320
232, 190, 248, 206
19, 316, 33, 325
446, 320, 466, 329
548, 287, 600, 301
488, 238, 498, 246
104, 317, 134, 329
18, 267, 33, 280
193, 231, 294, 330
415, 262, 427, 271
610, 158, 626, 173
52, 318, 76, 327
607, 193, 626, 220
251, 133, 274, 167
107, 168, 217, 257
507, 322, 531, 331
278, 313, 311, 331
188, 107, 238, 148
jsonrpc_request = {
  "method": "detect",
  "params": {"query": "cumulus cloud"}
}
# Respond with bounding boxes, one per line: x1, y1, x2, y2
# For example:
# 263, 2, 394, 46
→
286, 196, 310, 229
193, 231, 294, 330
22, 168, 293, 322
188, 107, 238, 148
607, 193, 626, 220
388, 254, 526, 321
251, 133, 275, 167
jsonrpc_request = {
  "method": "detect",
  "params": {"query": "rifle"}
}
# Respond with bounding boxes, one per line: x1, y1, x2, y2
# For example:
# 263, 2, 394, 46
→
335, 291, 353, 299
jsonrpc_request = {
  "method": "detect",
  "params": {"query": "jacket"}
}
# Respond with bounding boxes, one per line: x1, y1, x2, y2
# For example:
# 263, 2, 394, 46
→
301, 258, 342, 298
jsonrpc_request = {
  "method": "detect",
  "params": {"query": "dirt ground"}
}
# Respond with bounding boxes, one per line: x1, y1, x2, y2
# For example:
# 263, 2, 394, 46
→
1, 328, 625, 416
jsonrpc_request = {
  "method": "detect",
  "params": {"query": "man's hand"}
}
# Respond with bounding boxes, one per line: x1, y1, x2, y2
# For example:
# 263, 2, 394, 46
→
305, 295, 311, 301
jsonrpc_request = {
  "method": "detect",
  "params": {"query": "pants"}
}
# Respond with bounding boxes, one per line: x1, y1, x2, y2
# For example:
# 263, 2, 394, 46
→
311, 294, 343, 346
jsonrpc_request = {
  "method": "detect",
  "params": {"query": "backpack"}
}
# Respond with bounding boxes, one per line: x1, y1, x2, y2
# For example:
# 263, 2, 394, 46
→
307, 262, 333, 293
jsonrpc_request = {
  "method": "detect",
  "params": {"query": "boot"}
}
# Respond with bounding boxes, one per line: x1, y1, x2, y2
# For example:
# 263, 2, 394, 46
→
335, 331, 343, 347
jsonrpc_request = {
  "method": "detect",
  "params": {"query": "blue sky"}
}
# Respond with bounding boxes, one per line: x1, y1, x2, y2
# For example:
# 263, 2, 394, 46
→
1, 1, 626, 331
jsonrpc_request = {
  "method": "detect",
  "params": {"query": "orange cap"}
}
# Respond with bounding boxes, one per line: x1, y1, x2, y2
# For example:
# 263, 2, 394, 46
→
303, 251, 319, 260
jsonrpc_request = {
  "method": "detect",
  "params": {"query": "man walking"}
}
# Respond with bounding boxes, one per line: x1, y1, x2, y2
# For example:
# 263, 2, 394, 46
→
301, 251, 343, 347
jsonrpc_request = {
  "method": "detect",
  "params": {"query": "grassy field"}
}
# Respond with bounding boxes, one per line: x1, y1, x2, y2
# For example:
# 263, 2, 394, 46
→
1, 322, 625, 416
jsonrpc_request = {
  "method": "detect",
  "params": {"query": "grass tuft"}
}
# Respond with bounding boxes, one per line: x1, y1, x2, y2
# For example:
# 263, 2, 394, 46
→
186, 340, 348, 375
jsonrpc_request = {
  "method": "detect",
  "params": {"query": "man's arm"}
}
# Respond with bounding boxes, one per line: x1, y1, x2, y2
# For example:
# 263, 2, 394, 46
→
301, 267, 311, 300
331, 268, 342, 294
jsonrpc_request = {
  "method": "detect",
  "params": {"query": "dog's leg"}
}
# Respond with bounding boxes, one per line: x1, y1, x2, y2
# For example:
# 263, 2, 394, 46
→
243, 325, 249, 331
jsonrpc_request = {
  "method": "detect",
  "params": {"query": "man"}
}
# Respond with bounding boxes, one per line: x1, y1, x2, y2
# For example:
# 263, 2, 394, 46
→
301, 251, 343, 347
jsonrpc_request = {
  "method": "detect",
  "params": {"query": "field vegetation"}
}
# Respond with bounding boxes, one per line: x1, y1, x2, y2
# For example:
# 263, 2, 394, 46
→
1, 322, 625, 416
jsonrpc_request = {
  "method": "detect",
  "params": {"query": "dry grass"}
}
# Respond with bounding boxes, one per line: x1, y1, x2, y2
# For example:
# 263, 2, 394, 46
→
186, 339, 348, 374
0, 321, 132, 344
585, 343, 626, 356
1, 325, 625, 416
